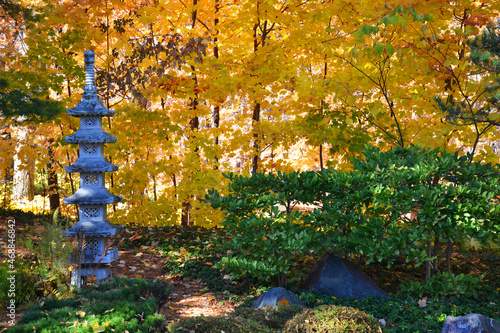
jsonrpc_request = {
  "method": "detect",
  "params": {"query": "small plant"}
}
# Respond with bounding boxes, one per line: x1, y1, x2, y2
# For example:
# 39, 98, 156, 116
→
396, 279, 425, 299
233, 304, 306, 330
149, 279, 172, 313
398, 272, 485, 299
0, 259, 39, 308
9, 209, 75, 307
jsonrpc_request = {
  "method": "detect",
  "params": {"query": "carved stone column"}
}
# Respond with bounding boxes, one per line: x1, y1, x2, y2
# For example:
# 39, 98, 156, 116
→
62, 50, 123, 287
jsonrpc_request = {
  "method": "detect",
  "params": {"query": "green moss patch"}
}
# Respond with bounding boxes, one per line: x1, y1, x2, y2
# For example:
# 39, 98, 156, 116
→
283, 305, 386, 333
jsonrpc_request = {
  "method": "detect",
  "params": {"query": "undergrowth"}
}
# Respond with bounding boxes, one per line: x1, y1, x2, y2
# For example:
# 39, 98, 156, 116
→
4, 278, 170, 332
1, 210, 499, 332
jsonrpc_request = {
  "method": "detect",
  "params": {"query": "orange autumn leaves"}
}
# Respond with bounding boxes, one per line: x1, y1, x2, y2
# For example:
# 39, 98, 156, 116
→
6, 0, 500, 225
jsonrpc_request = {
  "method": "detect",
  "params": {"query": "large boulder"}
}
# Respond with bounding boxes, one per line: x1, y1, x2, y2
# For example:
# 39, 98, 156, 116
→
252, 287, 306, 309
305, 253, 389, 299
441, 314, 500, 333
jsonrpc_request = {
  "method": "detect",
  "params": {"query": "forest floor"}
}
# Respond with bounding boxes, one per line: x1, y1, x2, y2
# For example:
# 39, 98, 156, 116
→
0, 247, 237, 329
109, 248, 237, 325
1, 210, 500, 332
0, 214, 237, 329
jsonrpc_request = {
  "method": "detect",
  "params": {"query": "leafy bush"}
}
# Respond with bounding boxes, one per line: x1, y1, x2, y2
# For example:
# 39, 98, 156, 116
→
0, 259, 39, 308
6, 278, 170, 333
216, 210, 321, 286
398, 273, 484, 299
316, 145, 500, 277
0, 208, 43, 226
282, 304, 386, 332
206, 145, 500, 290
205, 171, 325, 286
21, 210, 74, 299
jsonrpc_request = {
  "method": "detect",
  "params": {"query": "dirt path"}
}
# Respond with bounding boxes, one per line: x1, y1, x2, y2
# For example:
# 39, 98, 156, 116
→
110, 249, 237, 324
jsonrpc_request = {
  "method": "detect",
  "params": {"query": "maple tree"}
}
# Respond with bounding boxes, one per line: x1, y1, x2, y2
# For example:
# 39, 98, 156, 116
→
0, 0, 64, 123
3, 0, 500, 226
0, 0, 68, 208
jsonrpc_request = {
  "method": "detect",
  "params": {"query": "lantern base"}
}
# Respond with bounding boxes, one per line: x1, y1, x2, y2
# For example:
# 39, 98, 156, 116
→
71, 265, 112, 288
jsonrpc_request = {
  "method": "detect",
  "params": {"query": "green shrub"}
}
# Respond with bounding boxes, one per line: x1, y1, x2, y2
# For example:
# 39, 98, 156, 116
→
0, 208, 42, 226
7, 278, 170, 333
215, 210, 321, 287
398, 272, 484, 299
0, 259, 38, 309
206, 145, 500, 288
205, 171, 326, 287
317, 145, 500, 276
0, 210, 74, 309
13, 209, 74, 306
282, 304, 386, 333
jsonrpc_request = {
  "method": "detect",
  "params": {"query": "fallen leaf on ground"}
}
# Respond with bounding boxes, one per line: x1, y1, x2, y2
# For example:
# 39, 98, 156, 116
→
418, 297, 427, 308
129, 234, 142, 242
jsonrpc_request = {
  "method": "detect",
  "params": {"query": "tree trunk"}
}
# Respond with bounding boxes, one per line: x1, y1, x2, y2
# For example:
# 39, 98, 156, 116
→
181, 0, 200, 222
181, 98, 199, 226
181, 199, 192, 226
251, 103, 261, 174
425, 231, 432, 280
432, 235, 439, 275
319, 144, 324, 171
1, 126, 12, 207
213, 105, 220, 169
250, 14, 273, 175
47, 138, 60, 212
212, 0, 220, 170
181, 63, 199, 225
13, 126, 34, 204
446, 239, 452, 273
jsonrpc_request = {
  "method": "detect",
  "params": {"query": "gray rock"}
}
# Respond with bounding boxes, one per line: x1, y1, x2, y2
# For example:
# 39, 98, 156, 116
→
252, 287, 306, 309
305, 253, 390, 299
441, 314, 500, 333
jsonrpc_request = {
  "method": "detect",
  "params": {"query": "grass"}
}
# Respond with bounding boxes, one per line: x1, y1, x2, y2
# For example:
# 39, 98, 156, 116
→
1, 209, 499, 332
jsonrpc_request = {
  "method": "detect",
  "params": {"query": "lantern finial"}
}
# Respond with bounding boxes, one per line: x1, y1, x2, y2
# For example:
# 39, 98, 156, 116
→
84, 50, 96, 95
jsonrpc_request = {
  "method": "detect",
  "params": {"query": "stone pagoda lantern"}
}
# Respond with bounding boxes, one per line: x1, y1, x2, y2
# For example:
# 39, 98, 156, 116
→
62, 50, 123, 287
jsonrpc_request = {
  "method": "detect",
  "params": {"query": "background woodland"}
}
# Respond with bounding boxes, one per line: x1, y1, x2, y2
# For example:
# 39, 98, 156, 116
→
2, 0, 500, 227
